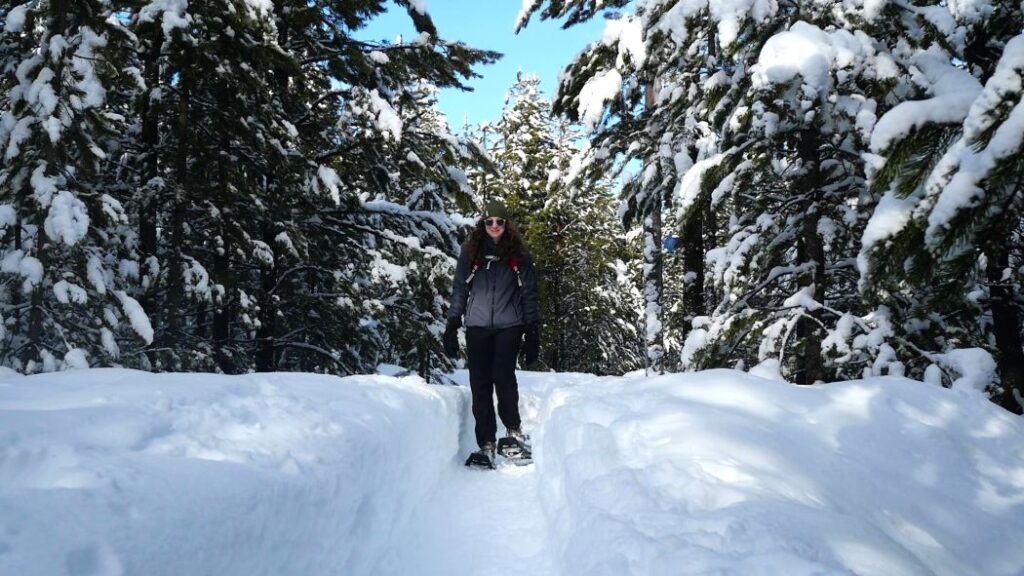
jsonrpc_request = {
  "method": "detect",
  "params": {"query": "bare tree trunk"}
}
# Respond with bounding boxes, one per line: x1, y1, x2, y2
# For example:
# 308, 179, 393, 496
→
138, 22, 163, 368
25, 1, 67, 366
681, 195, 705, 339
11, 194, 23, 342
644, 208, 665, 374
551, 271, 562, 371
703, 183, 718, 313
416, 272, 432, 380
255, 212, 277, 373
253, 2, 298, 373
643, 81, 664, 374
25, 207, 46, 367
795, 129, 825, 384
986, 233, 1024, 414
212, 245, 234, 373
208, 85, 236, 374
165, 61, 190, 366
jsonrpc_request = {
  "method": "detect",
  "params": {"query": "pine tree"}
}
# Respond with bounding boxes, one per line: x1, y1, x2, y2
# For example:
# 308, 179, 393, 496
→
0, 0, 151, 371
105, 0, 499, 374
0, 0, 507, 376
472, 72, 643, 374
517, 0, 912, 383
516, 10, 669, 374
860, 3, 1024, 410
343, 80, 485, 381
111, 0, 302, 372
684, 20, 896, 382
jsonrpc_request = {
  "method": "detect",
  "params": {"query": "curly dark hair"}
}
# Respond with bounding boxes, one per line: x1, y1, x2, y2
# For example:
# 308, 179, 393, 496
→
465, 217, 529, 263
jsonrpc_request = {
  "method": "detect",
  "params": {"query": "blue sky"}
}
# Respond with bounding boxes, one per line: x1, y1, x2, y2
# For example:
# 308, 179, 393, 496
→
359, 1, 607, 130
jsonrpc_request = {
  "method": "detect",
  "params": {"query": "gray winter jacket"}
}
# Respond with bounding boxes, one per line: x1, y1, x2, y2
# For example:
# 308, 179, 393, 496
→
448, 239, 539, 329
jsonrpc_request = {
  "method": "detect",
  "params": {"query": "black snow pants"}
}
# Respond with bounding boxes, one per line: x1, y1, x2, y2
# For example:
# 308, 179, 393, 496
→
466, 325, 524, 448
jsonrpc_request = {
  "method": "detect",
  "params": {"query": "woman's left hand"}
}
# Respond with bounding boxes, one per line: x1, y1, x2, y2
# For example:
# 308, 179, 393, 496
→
522, 323, 540, 364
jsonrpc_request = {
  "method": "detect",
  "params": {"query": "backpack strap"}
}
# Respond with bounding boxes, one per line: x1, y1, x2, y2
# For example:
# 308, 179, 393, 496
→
466, 259, 482, 285
466, 256, 522, 287
509, 256, 522, 287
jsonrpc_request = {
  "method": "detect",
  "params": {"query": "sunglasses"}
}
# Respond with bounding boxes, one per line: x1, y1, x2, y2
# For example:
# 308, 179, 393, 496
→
484, 218, 506, 227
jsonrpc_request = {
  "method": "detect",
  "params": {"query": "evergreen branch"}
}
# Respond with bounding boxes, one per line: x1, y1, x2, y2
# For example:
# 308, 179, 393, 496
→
271, 340, 341, 360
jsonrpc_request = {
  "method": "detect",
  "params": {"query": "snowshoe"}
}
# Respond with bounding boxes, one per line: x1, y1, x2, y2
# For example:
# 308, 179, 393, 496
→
497, 429, 532, 465
465, 443, 496, 470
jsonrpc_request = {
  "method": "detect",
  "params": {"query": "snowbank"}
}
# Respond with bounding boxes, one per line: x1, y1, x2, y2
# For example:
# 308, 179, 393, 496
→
537, 370, 1024, 575
0, 369, 463, 576
3, 367, 1023, 575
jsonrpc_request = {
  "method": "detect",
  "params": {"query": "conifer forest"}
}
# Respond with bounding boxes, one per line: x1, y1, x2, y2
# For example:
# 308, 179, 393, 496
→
1, 0, 1023, 415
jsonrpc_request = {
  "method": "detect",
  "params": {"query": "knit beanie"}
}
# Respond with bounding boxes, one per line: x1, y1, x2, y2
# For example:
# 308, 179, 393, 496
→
483, 199, 511, 221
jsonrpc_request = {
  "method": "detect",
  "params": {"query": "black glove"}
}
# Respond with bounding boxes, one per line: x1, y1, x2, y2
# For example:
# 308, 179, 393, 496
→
443, 318, 461, 358
522, 322, 539, 364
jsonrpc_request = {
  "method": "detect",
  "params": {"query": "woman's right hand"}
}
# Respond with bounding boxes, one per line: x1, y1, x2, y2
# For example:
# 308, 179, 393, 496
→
443, 318, 461, 358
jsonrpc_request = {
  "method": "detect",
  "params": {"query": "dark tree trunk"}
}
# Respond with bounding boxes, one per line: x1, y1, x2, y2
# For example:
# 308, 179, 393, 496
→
256, 182, 277, 372
26, 141, 51, 363
138, 21, 162, 367
11, 187, 24, 344
212, 246, 234, 373
25, 208, 46, 367
25, 1, 67, 366
703, 184, 718, 313
795, 128, 825, 384
416, 272, 432, 380
253, 2, 298, 373
681, 142, 706, 342
255, 243, 277, 372
681, 200, 705, 338
986, 235, 1024, 414
211, 88, 235, 374
164, 63, 191, 365
551, 270, 561, 372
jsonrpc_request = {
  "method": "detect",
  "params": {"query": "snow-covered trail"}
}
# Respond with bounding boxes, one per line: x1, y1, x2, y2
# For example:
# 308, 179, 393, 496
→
389, 370, 579, 576
391, 438, 555, 575
4, 368, 1024, 575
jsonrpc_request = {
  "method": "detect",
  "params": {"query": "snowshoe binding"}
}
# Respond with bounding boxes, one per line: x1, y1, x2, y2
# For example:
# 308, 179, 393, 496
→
497, 427, 532, 465
465, 442, 496, 470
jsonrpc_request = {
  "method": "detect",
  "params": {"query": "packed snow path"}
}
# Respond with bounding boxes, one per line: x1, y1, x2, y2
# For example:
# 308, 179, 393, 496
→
2, 368, 1024, 575
389, 370, 573, 576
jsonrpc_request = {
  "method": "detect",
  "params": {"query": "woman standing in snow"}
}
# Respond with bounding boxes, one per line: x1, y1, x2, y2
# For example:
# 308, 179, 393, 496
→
444, 199, 540, 468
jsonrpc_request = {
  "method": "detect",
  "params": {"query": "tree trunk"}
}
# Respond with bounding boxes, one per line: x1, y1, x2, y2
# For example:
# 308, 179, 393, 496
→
26, 165, 50, 366
644, 208, 665, 374
681, 196, 705, 339
25, 208, 46, 368
138, 21, 162, 367
548, 266, 561, 371
11, 186, 24, 354
703, 182, 718, 313
986, 235, 1024, 414
254, 2, 298, 373
256, 177, 277, 372
164, 61, 190, 366
796, 128, 825, 384
210, 88, 236, 374
643, 81, 664, 375
25, 1, 66, 367
416, 271, 432, 380
212, 245, 234, 373
255, 230, 277, 372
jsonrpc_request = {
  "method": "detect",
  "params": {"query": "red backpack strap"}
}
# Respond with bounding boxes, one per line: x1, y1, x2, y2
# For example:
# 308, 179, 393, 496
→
508, 256, 522, 287
467, 257, 522, 287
